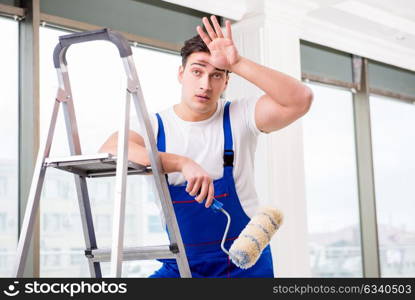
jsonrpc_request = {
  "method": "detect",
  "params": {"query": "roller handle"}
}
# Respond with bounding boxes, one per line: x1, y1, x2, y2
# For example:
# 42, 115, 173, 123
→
195, 190, 223, 212
210, 199, 223, 212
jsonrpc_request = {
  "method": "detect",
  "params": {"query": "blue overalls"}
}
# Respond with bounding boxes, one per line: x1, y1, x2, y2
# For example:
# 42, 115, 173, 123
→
148, 101, 274, 278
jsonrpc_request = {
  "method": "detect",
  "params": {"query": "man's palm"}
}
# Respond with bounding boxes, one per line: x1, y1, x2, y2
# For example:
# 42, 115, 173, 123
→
197, 16, 240, 71
208, 38, 239, 70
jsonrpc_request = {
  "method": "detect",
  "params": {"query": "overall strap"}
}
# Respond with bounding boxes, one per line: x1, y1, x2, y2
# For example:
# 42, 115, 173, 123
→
223, 101, 234, 167
155, 113, 166, 152
155, 112, 169, 183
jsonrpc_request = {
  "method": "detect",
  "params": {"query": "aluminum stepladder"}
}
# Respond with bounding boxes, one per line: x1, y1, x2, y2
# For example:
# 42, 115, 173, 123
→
13, 28, 192, 278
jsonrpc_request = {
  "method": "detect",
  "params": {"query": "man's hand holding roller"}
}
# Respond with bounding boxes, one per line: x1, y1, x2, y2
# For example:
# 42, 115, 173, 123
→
181, 158, 215, 208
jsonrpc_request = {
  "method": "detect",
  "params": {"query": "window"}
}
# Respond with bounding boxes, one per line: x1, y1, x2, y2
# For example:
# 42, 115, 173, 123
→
0, 249, 8, 270
0, 16, 19, 277
370, 95, 415, 277
125, 214, 136, 232
303, 82, 363, 277
42, 213, 60, 233
40, 26, 177, 276
69, 213, 82, 232
0, 213, 7, 231
89, 180, 111, 203
70, 248, 84, 265
147, 215, 163, 233
42, 248, 61, 267
0, 176, 7, 197
57, 180, 72, 200
95, 214, 111, 233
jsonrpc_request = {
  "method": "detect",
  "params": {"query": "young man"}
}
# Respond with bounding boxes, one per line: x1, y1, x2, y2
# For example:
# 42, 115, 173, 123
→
99, 16, 313, 277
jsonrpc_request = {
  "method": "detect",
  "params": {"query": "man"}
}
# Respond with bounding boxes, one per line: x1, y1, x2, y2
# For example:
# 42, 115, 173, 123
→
99, 15, 313, 277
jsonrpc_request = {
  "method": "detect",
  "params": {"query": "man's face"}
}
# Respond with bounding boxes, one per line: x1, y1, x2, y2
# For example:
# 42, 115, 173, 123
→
178, 51, 228, 115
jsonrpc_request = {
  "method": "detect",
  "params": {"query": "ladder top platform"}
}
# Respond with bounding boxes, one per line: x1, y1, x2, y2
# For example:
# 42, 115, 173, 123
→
44, 153, 152, 178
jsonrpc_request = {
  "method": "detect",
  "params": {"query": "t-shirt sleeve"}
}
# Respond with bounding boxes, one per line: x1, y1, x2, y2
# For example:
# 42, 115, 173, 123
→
235, 96, 264, 136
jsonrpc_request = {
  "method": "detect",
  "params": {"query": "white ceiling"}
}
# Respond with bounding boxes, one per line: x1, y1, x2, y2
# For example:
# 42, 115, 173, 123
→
312, 0, 415, 21
163, 0, 415, 49
163, 0, 415, 69
307, 0, 415, 50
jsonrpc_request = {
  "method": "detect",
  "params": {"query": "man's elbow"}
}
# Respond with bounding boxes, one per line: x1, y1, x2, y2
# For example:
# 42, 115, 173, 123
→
299, 85, 313, 114
98, 140, 115, 154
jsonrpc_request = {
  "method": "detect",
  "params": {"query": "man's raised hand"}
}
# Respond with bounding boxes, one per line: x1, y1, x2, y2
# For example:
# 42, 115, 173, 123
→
196, 15, 241, 71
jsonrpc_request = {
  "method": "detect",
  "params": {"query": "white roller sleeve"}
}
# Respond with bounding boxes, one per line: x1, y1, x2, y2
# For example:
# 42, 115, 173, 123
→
229, 206, 283, 269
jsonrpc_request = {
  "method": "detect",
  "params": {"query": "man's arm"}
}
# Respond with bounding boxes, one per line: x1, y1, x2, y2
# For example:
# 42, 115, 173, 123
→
198, 16, 313, 134
230, 57, 313, 133
98, 130, 185, 173
98, 130, 217, 207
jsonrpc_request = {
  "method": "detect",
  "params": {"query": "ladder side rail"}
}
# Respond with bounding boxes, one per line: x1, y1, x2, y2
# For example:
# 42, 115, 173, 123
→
109, 88, 131, 277
123, 56, 192, 278
13, 99, 60, 277
57, 64, 102, 277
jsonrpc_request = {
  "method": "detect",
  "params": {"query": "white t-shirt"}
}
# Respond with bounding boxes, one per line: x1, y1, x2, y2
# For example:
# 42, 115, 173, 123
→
134, 97, 263, 218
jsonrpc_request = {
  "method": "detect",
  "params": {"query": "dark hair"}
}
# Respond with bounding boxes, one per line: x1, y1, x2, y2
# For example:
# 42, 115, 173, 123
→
180, 34, 230, 75
180, 34, 210, 67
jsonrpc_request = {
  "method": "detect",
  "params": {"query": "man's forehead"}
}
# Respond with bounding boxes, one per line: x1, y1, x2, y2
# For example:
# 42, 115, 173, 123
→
190, 60, 213, 68
188, 54, 226, 72
188, 52, 210, 61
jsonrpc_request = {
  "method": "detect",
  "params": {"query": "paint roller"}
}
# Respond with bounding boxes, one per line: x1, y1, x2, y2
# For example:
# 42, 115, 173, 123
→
209, 199, 283, 269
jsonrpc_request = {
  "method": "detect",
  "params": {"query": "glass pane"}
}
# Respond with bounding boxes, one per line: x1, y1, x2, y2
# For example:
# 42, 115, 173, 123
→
40, 26, 181, 277
303, 83, 362, 277
300, 41, 353, 84
0, 17, 19, 277
40, 0, 206, 45
370, 95, 415, 277
369, 61, 415, 98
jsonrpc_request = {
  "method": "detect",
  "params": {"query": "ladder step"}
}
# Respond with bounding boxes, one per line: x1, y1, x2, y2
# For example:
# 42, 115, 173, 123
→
44, 153, 152, 178
85, 245, 178, 262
